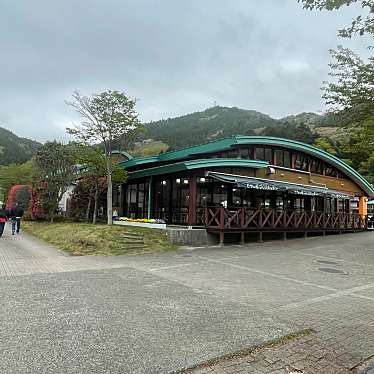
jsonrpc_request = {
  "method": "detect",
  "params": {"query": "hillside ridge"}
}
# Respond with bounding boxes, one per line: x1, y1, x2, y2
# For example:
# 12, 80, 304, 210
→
139, 106, 337, 153
0, 126, 41, 165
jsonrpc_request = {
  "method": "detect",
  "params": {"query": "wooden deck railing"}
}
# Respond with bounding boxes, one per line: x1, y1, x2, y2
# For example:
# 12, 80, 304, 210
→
204, 207, 367, 232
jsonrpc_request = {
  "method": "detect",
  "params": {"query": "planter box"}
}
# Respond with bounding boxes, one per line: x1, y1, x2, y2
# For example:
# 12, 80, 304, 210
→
114, 221, 167, 230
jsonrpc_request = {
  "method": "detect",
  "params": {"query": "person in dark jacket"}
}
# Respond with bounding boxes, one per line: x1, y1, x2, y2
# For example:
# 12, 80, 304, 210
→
9, 203, 24, 235
0, 204, 8, 237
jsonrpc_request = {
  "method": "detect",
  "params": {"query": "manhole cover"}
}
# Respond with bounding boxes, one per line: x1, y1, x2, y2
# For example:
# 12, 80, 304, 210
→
318, 267, 347, 274
316, 260, 339, 265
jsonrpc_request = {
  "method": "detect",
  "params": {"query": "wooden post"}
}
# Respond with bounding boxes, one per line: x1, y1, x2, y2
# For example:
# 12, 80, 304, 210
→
188, 175, 197, 226
204, 207, 208, 227
219, 231, 224, 246
258, 231, 263, 243
240, 232, 245, 245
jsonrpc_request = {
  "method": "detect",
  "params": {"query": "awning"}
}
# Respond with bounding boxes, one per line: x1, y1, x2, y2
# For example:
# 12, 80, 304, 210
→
205, 171, 354, 198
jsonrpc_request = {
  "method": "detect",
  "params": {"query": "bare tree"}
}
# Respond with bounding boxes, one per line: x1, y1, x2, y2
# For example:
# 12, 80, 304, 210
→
66, 90, 141, 225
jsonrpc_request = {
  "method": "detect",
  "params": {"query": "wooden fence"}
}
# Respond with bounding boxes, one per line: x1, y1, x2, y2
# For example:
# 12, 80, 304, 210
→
205, 207, 367, 244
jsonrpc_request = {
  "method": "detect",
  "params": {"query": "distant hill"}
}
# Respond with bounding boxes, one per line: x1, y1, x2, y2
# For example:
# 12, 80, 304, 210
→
0, 127, 41, 165
280, 112, 322, 126
144, 106, 278, 150
139, 106, 341, 153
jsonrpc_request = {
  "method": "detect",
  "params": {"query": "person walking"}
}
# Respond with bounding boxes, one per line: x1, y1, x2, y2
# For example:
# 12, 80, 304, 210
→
0, 204, 8, 237
9, 203, 24, 235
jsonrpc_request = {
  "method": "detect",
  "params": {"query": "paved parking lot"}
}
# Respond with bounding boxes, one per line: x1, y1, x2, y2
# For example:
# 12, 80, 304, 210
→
1, 227, 374, 373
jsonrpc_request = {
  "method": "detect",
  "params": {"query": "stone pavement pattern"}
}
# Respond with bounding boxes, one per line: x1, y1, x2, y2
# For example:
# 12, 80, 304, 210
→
1, 223, 374, 373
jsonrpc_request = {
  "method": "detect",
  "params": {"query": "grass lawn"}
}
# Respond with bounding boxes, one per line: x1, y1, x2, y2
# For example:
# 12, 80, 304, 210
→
23, 221, 175, 256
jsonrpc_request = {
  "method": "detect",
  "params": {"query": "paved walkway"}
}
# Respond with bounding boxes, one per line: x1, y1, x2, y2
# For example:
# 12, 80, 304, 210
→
1, 225, 374, 373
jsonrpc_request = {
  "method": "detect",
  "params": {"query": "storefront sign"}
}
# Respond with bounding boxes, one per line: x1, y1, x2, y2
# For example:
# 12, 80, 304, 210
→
238, 182, 279, 191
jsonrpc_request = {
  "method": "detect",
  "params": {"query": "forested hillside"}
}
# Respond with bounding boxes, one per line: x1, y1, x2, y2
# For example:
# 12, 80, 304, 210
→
144, 106, 277, 150
141, 106, 336, 151
0, 127, 41, 165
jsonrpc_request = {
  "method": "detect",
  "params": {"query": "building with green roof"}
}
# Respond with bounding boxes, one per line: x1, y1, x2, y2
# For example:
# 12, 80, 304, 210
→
116, 136, 373, 243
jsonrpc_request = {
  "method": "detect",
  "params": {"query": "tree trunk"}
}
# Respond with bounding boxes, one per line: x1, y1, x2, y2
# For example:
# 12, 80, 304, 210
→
106, 150, 113, 226
93, 180, 99, 225
86, 196, 92, 223
107, 172, 113, 225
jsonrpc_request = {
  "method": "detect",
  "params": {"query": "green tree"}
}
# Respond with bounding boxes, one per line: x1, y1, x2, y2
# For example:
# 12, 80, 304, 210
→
261, 122, 317, 144
66, 90, 141, 225
74, 145, 127, 224
323, 46, 374, 121
299, 0, 374, 182
339, 118, 374, 178
298, 0, 374, 37
314, 137, 338, 154
33, 142, 76, 222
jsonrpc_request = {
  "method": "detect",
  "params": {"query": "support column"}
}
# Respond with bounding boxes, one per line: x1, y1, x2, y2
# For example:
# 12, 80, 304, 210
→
359, 196, 367, 218
147, 176, 153, 219
188, 175, 197, 226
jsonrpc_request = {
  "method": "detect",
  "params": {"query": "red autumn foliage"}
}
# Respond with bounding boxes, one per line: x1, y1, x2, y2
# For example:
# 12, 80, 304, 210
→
6, 185, 31, 209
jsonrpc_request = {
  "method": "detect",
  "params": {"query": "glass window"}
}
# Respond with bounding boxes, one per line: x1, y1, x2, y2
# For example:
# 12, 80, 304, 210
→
242, 188, 253, 207
154, 180, 171, 220
275, 195, 284, 211
227, 149, 239, 158
325, 166, 338, 177
127, 184, 138, 218
197, 177, 211, 207
274, 149, 291, 168
240, 147, 250, 159
138, 183, 145, 217
275, 150, 283, 166
264, 148, 273, 163
255, 147, 265, 160
294, 198, 305, 212
283, 151, 291, 168
294, 152, 309, 171
212, 183, 228, 207
232, 187, 242, 206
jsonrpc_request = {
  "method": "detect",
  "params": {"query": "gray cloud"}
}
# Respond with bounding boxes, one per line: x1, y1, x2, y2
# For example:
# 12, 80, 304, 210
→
0, 0, 369, 141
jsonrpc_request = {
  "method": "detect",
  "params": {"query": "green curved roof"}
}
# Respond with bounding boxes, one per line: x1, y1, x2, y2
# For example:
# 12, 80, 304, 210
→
119, 136, 374, 197
127, 159, 269, 180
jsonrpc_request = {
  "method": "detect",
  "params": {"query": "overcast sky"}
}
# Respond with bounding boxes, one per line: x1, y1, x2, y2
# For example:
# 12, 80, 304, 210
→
0, 0, 369, 142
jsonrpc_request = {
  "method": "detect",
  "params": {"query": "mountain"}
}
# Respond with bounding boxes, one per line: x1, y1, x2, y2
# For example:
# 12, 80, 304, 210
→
144, 106, 278, 150
279, 112, 322, 126
0, 127, 41, 166
140, 106, 335, 152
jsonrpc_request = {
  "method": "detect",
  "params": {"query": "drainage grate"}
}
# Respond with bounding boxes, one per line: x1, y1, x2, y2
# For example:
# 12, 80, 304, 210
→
316, 260, 339, 265
318, 267, 347, 274
366, 367, 374, 374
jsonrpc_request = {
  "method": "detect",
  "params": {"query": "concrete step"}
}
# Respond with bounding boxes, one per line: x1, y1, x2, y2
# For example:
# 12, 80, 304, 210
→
121, 233, 144, 239
123, 240, 145, 244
